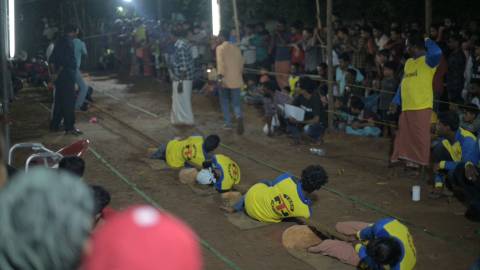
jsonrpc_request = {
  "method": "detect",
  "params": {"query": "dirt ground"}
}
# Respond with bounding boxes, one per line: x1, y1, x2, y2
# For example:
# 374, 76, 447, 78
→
9, 74, 480, 270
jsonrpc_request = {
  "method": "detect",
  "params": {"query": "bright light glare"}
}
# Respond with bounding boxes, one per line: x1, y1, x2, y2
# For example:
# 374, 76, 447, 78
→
117, 6, 124, 12
8, 0, 15, 58
211, 0, 220, 36
123, 0, 132, 3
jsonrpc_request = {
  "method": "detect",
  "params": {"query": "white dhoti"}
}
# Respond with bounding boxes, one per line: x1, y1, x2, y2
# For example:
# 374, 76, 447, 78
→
171, 80, 194, 125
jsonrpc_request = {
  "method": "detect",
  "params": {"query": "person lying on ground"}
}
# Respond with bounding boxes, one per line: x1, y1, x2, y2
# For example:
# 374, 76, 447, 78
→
460, 103, 480, 135
431, 111, 480, 222
150, 134, 220, 169
345, 96, 382, 137
59, 155, 86, 177
82, 205, 202, 270
286, 77, 327, 144
90, 184, 116, 226
221, 165, 328, 223
308, 218, 416, 270
196, 154, 241, 192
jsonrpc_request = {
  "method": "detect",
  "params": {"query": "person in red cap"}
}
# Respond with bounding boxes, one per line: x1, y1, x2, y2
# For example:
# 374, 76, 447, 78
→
83, 205, 203, 270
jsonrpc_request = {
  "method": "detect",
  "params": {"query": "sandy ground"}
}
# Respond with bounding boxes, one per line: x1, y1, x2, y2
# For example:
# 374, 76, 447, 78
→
9, 74, 480, 270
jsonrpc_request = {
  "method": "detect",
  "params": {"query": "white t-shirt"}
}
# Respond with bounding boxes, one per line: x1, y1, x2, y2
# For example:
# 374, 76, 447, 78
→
240, 35, 256, 65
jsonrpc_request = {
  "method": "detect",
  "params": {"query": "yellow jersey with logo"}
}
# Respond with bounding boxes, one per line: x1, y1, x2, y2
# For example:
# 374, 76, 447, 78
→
213, 155, 241, 191
165, 136, 206, 169
400, 55, 437, 111
356, 218, 416, 270
244, 173, 311, 223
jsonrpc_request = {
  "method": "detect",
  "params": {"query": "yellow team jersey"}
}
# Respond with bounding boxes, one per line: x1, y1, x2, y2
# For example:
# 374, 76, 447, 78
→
400, 55, 437, 111
165, 136, 206, 169
356, 218, 416, 270
289, 76, 300, 96
213, 155, 241, 191
244, 174, 311, 223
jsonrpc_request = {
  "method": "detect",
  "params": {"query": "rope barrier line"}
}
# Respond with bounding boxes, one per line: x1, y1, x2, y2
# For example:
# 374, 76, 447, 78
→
37, 103, 242, 270
243, 67, 480, 111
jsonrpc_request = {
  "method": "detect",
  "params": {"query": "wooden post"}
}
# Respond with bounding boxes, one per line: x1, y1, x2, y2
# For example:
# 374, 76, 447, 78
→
315, 0, 322, 29
232, 0, 240, 43
425, 0, 432, 34
326, 0, 334, 130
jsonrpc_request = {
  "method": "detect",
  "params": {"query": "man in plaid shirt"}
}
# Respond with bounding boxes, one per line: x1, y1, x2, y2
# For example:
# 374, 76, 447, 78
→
170, 29, 195, 125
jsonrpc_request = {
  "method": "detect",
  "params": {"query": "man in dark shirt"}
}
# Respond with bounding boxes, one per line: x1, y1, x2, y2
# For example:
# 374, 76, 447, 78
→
446, 35, 467, 103
49, 24, 82, 135
286, 77, 326, 144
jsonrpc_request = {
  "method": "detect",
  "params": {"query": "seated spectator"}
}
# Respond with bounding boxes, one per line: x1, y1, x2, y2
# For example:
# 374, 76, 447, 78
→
431, 112, 480, 221
90, 184, 115, 226
308, 218, 416, 270
150, 135, 220, 169
345, 96, 381, 137
288, 64, 301, 97
335, 53, 365, 97
286, 77, 327, 144
262, 81, 292, 136
59, 155, 86, 177
222, 165, 328, 223
198, 154, 241, 192
344, 68, 364, 97
333, 96, 350, 130
461, 104, 480, 135
82, 205, 202, 270
0, 169, 93, 270
378, 61, 399, 137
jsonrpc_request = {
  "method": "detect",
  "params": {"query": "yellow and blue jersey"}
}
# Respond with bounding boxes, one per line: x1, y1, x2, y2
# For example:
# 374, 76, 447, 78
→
166, 136, 207, 169
393, 39, 442, 111
355, 218, 416, 270
244, 173, 312, 223
439, 128, 480, 171
212, 154, 241, 192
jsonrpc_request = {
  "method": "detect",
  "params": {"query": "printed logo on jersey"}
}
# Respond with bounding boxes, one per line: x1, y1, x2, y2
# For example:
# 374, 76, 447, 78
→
228, 162, 240, 181
182, 144, 197, 160
271, 194, 294, 217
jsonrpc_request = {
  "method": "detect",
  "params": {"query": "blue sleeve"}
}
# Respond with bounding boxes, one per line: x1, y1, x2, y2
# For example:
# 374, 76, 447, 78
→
461, 137, 478, 164
358, 248, 383, 270
425, 39, 442, 68
359, 225, 375, 241
355, 69, 365, 83
392, 85, 401, 106
444, 161, 459, 171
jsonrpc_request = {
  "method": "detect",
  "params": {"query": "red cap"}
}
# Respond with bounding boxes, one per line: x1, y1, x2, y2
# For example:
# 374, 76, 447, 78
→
83, 205, 203, 270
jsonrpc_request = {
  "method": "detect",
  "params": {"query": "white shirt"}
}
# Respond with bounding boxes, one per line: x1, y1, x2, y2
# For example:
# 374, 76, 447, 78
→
239, 35, 256, 65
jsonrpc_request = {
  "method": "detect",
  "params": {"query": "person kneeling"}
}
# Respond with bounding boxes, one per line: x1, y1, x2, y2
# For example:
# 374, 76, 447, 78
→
222, 165, 328, 223
308, 218, 416, 270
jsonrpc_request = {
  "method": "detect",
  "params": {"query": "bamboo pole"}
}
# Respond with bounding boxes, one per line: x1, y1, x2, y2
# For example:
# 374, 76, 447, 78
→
232, 0, 240, 43
326, 0, 334, 130
315, 0, 322, 29
425, 0, 432, 34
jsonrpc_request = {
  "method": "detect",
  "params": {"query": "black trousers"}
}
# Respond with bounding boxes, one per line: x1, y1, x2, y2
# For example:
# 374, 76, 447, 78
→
51, 70, 76, 131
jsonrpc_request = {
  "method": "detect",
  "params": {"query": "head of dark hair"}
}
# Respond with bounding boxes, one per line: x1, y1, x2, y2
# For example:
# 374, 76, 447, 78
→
262, 81, 277, 92
350, 96, 365, 111
366, 237, 402, 266
173, 28, 187, 38
204, 135, 220, 152
219, 29, 230, 40
299, 77, 317, 94
463, 104, 479, 117
407, 33, 425, 49
90, 185, 111, 217
438, 111, 460, 131
347, 68, 357, 78
291, 20, 303, 30
300, 165, 328, 193
339, 52, 351, 62
65, 24, 78, 34
59, 156, 85, 177
319, 62, 328, 70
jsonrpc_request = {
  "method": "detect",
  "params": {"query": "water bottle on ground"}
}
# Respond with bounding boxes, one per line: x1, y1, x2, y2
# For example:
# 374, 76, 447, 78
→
310, 148, 326, 156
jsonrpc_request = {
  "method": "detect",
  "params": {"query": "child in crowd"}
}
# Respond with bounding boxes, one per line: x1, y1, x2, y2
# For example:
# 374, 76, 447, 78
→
221, 165, 328, 223
378, 61, 399, 137
346, 96, 381, 137
58, 156, 85, 178
461, 103, 480, 135
288, 64, 301, 97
